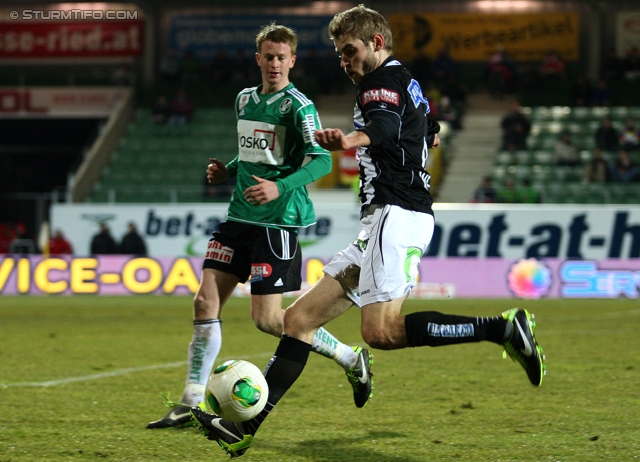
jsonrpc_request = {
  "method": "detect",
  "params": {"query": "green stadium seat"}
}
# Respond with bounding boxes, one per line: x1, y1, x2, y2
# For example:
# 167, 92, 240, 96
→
570, 106, 590, 121
610, 107, 629, 120
514, 151, 532, 165
590, 107, 610, 120
495, 151, 513, 165
531, 165, 553, 182
492, 165, 507, 181
506, 165, 532, 180
533, 150, 554, 165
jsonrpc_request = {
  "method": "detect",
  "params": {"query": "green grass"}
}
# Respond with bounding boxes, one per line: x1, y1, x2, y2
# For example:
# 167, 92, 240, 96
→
1, 296, 639, 461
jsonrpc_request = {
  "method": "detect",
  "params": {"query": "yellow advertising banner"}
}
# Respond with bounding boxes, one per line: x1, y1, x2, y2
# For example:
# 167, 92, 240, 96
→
388, 12, 579, 62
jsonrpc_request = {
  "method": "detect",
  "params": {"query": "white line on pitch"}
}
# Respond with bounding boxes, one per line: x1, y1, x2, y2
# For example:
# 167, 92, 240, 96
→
0, 352, 274, 388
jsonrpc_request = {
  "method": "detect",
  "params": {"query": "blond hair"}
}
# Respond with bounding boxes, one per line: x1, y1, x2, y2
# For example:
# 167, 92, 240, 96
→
256, 22, 298, 55
328, 5, 393, 53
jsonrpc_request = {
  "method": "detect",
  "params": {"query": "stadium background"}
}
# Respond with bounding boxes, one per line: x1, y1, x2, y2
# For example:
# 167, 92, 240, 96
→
1, 0, 639, 299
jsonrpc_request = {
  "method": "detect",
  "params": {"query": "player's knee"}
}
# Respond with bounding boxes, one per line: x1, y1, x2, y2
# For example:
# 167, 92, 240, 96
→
283, 304, 307, 337
361, 326, 398, 350
193, 292, 218, 319
252, 311, 283, 337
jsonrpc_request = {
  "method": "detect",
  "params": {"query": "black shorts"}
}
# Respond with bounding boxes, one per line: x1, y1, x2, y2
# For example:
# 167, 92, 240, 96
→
202, 221, 301, 295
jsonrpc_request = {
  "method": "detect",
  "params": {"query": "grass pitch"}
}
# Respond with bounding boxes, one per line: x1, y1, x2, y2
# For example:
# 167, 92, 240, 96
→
1, 296, 639, 461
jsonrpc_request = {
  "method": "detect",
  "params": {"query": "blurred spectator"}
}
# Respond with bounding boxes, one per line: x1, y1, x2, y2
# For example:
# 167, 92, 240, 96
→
423, 81, 442, 116
441, 74, 467, 114
111, 64, 134, 86
169, 89, 194, 125
601, 47, 624, 82
584, 148, 610, 183
517, 178, 540, 204
472, 176, 497, 203
591, 79, 612, 107
49, 229, 73, 255
623, 45, 640, 80
159, 50, 180, 82
152, 96, 171, 125
487, 44, 516, 96
437, 96, 462, 130
619, 118, 640, 150
9, 222, 35, 254
211, 49, 232, 83
571, 75, 592, 107
500, 101, 531, 150
539, 50, 566, 79
496, 178, 518, 203
609, 150, 639, 182
119, 222, 147, 256
179, 51, 200, 84
431, 47, 456, 83
90, 222, 118, 255
321, 49, 344, 93
231, 49, 253, 83
594, 117, 619, 151
408, 48, 432, 86
554, 131, 579, 166
0, 223, 12, 253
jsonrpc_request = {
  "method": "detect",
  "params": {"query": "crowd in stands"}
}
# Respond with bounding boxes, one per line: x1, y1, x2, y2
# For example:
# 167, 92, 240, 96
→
152, 89, 194, 125
473, 92, 640, 204
0, 221, 148, 256
90, 222, 147, 256
153, 46, 467, 132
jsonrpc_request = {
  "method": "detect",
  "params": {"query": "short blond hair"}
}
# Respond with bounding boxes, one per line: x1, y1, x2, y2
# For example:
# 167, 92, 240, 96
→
328, 4, 393, 53
256, 22, 298, 55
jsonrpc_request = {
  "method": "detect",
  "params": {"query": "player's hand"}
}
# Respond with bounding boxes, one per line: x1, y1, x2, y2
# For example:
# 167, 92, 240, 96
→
244, 175, 280, 206
432, 133, 441, 148
315, 128, 349, 151
206, 158, 229, 184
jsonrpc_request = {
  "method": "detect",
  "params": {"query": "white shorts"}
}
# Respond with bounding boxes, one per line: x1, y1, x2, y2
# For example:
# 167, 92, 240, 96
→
323, 204, 435, 307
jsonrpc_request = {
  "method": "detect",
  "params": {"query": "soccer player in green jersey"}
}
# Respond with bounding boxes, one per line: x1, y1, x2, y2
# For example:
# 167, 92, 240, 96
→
147, 23, 372, 429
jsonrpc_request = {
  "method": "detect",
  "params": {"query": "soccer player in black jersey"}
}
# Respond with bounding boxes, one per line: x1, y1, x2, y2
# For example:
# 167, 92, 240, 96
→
191, 6, 545, 457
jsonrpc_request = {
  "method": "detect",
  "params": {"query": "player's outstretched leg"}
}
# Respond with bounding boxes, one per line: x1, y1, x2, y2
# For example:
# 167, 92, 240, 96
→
344, 346, 374, 408
147, 401, 207, 429
502, 308, 546, 386
190, 407, 254, 458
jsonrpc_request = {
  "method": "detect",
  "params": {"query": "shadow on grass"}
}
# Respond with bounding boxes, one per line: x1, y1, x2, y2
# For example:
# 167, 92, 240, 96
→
259, 430, 421, 462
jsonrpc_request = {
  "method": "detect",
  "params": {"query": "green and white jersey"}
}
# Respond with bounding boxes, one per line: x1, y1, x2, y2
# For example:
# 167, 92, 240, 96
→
226, 83, 330, 229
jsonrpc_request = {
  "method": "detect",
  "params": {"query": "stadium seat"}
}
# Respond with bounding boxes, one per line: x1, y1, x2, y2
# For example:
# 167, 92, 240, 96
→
495, 151, 514, 165
533, 150, 554, 165
514, 151, 532, 165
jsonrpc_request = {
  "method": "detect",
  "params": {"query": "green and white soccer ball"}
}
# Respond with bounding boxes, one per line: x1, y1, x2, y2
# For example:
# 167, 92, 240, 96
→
205, 360, 269, 422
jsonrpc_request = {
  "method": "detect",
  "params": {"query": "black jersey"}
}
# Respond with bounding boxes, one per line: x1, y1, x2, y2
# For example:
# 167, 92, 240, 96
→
354, 57, 434, 216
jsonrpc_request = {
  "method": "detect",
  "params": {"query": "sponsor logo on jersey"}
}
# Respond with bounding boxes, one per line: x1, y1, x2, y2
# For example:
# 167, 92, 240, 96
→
361, 88, 399, 106
279, 97, 292, 114
240, 129, 276, 151
237, 120, 285, 165
408, 79, 430, 112
205, 240, 234, 263
250, 263, 273, 282
301, 114, 318, 146
239, 94, 250, 111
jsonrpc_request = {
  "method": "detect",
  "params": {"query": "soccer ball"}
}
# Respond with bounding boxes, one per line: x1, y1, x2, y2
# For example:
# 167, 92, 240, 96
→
205, 360, 269, 422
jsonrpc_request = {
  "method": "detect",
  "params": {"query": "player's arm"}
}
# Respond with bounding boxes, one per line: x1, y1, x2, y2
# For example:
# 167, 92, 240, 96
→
206, 156, 238, 184
322, 81, 403, 150
245, 104, 332, 206
244, 154, 331, 206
